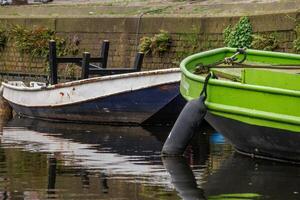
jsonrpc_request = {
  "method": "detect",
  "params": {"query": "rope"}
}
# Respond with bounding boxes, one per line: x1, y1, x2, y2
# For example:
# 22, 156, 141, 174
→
200, 72, 213, 100
199, 48, 247, 68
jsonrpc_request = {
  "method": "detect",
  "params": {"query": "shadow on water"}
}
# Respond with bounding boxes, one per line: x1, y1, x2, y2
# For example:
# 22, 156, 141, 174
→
0, 117, 299, 199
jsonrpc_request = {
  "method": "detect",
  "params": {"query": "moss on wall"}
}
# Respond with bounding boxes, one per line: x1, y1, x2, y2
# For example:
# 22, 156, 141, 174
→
0, 12, 299, 81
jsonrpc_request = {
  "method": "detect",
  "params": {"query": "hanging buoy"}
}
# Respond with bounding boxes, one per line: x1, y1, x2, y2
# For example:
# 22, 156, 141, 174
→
161, 95, 207, 156
161, 73, 212, 156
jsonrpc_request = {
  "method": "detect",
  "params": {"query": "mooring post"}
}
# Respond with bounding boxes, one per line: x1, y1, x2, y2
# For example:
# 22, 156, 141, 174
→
133, 52, 144, 71
100, 40, 109, 68
49, 40, 58, 85
81, 52, 91, 79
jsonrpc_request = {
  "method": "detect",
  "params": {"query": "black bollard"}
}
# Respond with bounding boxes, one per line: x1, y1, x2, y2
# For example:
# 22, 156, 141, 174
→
49, 40, 58, 85
81, 52, 91, 79
161, 95, 207, 156
133, 52, 144, 71
100, 40, 109, 69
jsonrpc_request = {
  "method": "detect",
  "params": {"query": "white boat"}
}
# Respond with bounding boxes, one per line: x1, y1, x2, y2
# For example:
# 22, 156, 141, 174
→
2, 68, 185, 125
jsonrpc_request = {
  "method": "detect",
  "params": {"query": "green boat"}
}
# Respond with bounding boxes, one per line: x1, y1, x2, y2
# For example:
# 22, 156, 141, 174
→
180, 48, 300, 163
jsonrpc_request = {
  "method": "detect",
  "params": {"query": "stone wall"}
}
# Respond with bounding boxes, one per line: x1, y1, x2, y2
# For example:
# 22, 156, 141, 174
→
0, 12, 299, 82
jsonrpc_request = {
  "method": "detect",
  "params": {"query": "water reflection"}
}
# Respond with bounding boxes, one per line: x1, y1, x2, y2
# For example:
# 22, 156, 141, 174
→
0, 117, 180, 199
47, 157, 57, 197
3, 118, 171, 182
0, 117, 298, 199
163, 157, 206, 200
164, 152, 300, 200
204, 153, 300, 200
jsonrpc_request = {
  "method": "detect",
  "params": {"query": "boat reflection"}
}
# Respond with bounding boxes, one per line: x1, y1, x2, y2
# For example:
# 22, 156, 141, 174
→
2, 118, 171, 181
164, 151, 300, 200
0, 117, 183, 199
0, 117, 215, 199
205, 153, 300, 199
3, 117, 298, 200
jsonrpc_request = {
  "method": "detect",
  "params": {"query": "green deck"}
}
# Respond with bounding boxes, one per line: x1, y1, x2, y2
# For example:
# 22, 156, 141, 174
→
180, 48, 300, 132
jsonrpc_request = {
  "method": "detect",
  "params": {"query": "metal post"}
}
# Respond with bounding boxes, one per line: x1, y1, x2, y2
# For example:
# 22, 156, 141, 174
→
49, 40, 58, 85
81, 52, 91, 79
100, 40, 109, 68
133, 52, 144, 71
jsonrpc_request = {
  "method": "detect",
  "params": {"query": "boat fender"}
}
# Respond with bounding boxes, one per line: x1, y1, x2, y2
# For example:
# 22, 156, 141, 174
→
161, 95, 207, 156
161, 73, 212, 156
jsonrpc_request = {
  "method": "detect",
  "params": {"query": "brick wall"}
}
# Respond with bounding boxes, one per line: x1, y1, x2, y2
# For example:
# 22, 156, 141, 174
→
0, 12, 299, 82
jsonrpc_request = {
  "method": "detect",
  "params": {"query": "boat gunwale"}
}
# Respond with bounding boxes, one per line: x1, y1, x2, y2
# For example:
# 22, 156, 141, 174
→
5, 81, 180, 108
180, 47, 300, 98
2, 68, 180, 91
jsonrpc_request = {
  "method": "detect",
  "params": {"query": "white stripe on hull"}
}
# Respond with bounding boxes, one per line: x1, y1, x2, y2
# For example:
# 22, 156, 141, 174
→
2, 68, 180, 107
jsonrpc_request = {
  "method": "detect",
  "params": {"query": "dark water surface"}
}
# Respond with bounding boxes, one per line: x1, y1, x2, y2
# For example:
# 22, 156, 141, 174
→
0, 117, 299, 199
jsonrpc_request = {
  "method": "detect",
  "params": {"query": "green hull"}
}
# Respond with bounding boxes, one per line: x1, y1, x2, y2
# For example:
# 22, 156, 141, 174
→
180, 48, 300, 133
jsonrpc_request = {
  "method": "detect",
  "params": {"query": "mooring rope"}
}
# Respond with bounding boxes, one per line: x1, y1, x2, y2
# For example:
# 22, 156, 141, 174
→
200, 72, 213, 101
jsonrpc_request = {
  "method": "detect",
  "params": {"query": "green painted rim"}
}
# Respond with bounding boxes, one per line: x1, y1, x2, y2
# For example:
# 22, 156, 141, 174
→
180, 47, 300, 132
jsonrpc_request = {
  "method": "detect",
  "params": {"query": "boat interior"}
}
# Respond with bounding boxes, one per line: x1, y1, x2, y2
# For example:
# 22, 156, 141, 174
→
6, 81, 46, 88
189, 48, 300, 90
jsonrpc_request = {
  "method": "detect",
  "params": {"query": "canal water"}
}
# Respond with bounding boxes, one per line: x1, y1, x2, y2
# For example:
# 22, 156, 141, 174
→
0, 117, 299, 199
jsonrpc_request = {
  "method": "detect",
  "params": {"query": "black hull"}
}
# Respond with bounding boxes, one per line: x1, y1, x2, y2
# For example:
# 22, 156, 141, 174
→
206, 112, 300, 163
